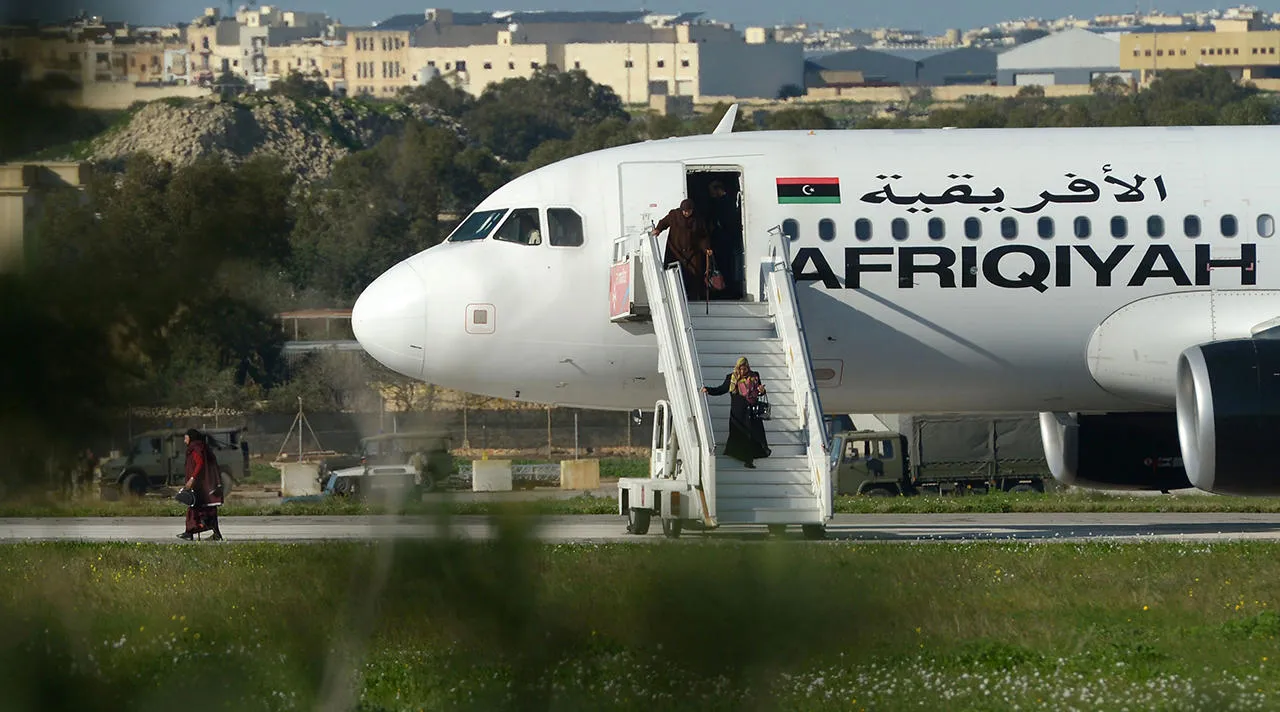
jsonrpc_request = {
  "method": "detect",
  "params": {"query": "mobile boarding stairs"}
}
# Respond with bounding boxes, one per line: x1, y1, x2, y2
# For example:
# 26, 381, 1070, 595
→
612, 229, 834, 539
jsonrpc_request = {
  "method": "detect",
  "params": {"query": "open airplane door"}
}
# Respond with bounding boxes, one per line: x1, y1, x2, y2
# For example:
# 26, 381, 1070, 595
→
610, 162, 687, 322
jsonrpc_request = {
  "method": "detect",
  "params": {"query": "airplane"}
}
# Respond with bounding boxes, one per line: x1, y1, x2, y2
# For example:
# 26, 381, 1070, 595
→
352, 111, 1280, 499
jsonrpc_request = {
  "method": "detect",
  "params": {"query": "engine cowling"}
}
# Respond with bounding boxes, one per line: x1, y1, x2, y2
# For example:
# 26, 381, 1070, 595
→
1176, 338, 1280, 495
1039, 411, 1191, 491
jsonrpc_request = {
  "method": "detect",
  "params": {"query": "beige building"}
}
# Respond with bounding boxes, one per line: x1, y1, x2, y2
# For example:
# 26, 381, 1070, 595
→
1121, 10, 1280, 83
0, 163, 88, 274
265, 40, 347, 89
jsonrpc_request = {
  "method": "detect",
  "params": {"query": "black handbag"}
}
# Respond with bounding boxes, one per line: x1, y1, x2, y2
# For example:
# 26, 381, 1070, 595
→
750, 395, 771, 420
174, 488, 196, 507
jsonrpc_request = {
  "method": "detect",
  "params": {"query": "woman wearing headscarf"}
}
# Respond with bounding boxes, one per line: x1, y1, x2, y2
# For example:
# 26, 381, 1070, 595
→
651, 198, 709, 300
178, 429, 224, 541
701, 357, 772, 468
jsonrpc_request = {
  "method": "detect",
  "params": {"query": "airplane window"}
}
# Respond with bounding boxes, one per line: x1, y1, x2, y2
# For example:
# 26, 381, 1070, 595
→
964, 217, 981, 240
548, 208, 584, 247
927, 218, 945, 240
819, 219, 836, 242
1074, 216, 1091, 238
1221, 214, 1238, 238
447, 208, 508, 242
782, 219, 799, 241
1000, 217, 1018, 239
1184, 215, 1201, 238
1259, 214, 1275, 238
1147, 215, 1165, 238
854, 218, 872, 241
1111, 216, 1128, 238
891, 218, 908, 240
493, 208, 543, 246
1037, 217, 1054, 239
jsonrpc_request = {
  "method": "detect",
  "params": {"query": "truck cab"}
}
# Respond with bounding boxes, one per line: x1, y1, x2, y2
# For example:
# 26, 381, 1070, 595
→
830, 430, 912, 496
101, 427, 249, 500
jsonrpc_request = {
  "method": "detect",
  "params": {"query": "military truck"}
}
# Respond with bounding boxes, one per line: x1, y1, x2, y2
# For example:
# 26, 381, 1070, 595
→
317, 431, 454, 493
827, 414, 1048, 496
100, 427, 249, 500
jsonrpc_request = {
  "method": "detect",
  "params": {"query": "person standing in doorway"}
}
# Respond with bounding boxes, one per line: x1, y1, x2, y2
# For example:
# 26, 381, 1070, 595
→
178, 429, 224, 541
652, 198, 708, 301
707, 180, 742, 299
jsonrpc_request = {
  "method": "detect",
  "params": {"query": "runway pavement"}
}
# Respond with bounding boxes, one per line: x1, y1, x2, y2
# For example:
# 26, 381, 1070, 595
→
6, 513, 1280, 543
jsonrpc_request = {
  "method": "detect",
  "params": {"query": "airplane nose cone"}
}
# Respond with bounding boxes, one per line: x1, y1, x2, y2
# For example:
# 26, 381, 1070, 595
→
352, 261, 427, 379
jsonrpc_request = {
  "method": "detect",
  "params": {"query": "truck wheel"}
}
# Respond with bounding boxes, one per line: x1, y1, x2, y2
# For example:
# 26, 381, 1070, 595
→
420, 473, 436, 494
122, 473, 147, 499
627, 508, 651, 535
801, 524, 826, 540
220, 470, 234, 497
1008, 483, 1040, 494
661, 517, 683, 539
864, 486, 895, 497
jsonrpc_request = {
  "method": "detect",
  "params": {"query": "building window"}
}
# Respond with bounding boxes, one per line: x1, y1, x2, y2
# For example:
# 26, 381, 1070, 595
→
964, 217, 981, 239
428, 60, 435, 67
531, 61, 539, 69
891, 218, 908, 241
818, 219, 836, 242
1147, 215, 1165, 238
548, 208, 585, 247
855, 218, 872, 241
508, 61, 515, 69
1074, 216, 1091, 238
927, 217, 945, 240
1111, 216, 1128, 238
681, 58, 690, 67
1221, 214, 1238, 237
456, 60, 466, 72
624, 59, 634, 68
656, 59, 665, 68
1179, 49, 1186, 56
1184, 215, 1201, 238
1037, 216, 1054, 238
782, 219, 799, 241
574, 61, 581, 69
1144, 50, 1151, 56
1000, 217, 1018, 239
1258, 214, 1275, 238
483, 61, 492, 69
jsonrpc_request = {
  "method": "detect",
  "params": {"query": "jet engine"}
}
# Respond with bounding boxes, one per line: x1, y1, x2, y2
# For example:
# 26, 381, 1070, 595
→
1176, 338, 1280, 495
1039, 411, 1191, 491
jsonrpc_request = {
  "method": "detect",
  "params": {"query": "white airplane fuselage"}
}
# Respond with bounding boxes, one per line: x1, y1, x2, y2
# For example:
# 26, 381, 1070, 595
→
352, 125, 1279, 416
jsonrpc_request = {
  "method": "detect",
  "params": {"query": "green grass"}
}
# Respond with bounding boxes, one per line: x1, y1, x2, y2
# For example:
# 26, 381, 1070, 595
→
1, 538, 1279, 710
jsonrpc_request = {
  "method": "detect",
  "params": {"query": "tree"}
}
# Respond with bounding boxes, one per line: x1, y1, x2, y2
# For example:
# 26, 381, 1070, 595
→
776, 83, 804, 100
268, 70, 330, 100
464, 69, 629, 161
399, 76, 474, 118
764, 106, 835, 130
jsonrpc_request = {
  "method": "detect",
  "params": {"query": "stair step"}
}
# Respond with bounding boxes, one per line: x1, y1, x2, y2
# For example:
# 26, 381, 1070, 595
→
714, 455, 810, 471
712, 469, 813, 485
705, 390, 797, 407
690, 328, 777, 341
714, 429, 806, 446
694, 302, 771, 318
700, 352, 787, 369
689, 315, 775, 331
696, 339, 784, 355
707, 405, 801, 423
717, 495, 820, 510
717, 482, 814, 498
713, 444, 808, 459
716, 509, 825, 525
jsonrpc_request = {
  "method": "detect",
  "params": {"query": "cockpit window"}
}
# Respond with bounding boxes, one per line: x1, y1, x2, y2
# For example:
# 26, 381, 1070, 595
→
448, 209, 507, 242
548, 208, 584, 247
493, 208, 543, 246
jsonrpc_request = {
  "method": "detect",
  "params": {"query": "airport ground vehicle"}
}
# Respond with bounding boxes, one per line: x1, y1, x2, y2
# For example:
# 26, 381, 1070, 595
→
284, 463, 423, 505
827, 414, 1048, 496
317, 431, 454, 493
100, 427, 249, 500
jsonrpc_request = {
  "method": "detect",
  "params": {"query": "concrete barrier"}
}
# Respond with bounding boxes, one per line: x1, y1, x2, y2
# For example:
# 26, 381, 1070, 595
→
278, 462, 320, 497
560, 459, 601, 490
472, 460, 513, 492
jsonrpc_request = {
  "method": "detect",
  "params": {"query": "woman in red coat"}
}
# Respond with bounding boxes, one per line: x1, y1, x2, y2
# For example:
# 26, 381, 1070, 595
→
179, 429, 224, 540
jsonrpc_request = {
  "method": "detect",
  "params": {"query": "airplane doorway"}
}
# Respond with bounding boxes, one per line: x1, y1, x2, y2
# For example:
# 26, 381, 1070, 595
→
686, 168, 745, 301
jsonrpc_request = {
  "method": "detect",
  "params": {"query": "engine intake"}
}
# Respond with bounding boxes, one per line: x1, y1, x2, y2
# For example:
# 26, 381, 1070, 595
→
1039, 411, 1191, 491
1176, 338, 1280, 495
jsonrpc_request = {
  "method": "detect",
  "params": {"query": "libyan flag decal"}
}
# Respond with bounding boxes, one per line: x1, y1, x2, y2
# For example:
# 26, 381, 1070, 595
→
776, 177, 841, 204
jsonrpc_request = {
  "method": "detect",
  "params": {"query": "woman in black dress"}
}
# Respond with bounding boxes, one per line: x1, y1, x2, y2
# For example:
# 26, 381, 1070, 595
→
702, 357, 771, 468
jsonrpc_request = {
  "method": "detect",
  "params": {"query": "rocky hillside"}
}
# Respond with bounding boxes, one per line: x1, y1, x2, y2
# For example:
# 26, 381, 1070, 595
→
86, 94, 466, 182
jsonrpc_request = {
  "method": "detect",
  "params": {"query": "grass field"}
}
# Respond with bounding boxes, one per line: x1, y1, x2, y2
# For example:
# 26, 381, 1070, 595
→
1, 536, 1278, 711
12, 490, 1280, 518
